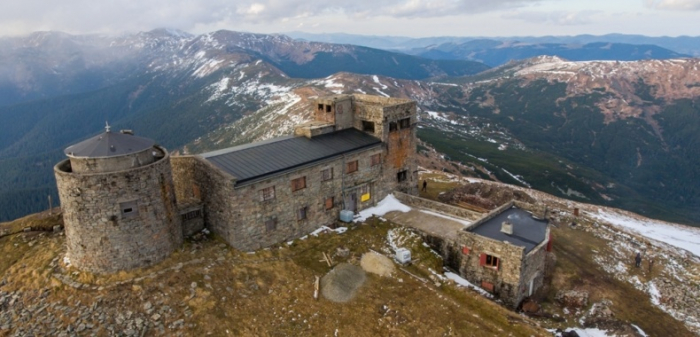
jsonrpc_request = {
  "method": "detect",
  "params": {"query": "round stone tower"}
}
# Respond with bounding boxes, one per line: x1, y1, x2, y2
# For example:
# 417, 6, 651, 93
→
54, 125, 183, 273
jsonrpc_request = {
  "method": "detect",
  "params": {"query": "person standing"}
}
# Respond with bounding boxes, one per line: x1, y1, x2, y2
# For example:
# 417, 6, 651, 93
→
635, 252, 642, 268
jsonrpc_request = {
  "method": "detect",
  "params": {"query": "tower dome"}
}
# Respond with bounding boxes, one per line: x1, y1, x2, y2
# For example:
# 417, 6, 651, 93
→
54, 127, 183, 273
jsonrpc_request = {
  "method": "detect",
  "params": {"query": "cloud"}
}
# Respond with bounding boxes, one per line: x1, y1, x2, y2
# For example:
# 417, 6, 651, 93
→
0, 0, 547, 36
646, 0, 700, 10
503, 10, 602, 26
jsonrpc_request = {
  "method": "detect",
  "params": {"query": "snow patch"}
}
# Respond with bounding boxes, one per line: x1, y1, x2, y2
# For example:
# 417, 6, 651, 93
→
372, 75, 388, 89
589, 210, 700, 257
445, 271, 493, 298
355, 194, 411, 222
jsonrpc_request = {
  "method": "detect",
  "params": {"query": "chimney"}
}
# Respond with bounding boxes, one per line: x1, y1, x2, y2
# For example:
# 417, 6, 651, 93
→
500, 221, 513, 235
120, 129, 134, 135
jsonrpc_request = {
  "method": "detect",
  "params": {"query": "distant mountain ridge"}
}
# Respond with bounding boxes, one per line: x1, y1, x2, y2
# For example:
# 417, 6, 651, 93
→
0, 29, 488, 107
286, 32, 700, 58
406, 41, 687, 67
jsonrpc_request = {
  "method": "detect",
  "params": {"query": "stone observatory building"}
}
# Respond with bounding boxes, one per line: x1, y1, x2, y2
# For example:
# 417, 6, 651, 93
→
54, 125, 183, 274
54, 94, 416, 273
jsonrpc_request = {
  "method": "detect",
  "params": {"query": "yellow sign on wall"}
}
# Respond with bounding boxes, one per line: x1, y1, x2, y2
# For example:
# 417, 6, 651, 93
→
361, 193, 370, 202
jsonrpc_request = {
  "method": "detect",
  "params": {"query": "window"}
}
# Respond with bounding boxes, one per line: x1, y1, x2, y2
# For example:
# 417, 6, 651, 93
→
120, 200, 139, 218
265, 218, 277, 232
397, 170, 407, 182
325, 105, 332, 113
346, 160, 358, 174
317, 103, 324, 111
260, 186, 275, 201
325, 197, 334, 210
479, 253, 500, 270
359, 185, 370, 202
371, 153, 381, 166
181, 209, 202, 221
321, 167, 333, 181
461, 247, 471, 255
399, 117, 411, 129
297, 206, 308, 221
192, 184, 201, 199
291, 176, 306, 192
362, 121, 375, 133
389, 122, 398, 132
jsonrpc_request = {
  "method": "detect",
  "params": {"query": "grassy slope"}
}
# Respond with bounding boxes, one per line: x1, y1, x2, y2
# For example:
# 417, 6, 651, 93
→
0, 212, 543, 336
1, 175, 694, 336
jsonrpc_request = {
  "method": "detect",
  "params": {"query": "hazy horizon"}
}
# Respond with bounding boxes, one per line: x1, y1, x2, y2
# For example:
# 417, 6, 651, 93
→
1, 0, 698, 38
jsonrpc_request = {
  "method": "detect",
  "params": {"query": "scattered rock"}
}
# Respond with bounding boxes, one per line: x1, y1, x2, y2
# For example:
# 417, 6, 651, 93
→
521, 299, 540, 314
360, 251, 395, 277
556, 290, 589, 308
336, 247, 350, 258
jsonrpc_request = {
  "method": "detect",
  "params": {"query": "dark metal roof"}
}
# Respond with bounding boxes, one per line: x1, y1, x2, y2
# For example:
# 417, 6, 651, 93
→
469, 207, 548, 254
65, 132, 155, 158
201, 128, 382, 185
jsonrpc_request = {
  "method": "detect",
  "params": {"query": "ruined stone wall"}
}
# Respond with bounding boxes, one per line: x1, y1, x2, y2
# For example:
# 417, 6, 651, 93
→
54, 147, 182, 274
69, 147, 158, 174
315, 95, 353, 130
352, 100, 386, 138
174, 146, 388, 252
456, 231, 526, 308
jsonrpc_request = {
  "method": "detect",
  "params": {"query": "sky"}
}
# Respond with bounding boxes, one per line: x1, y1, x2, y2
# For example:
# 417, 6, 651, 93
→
0, 0, 699, 38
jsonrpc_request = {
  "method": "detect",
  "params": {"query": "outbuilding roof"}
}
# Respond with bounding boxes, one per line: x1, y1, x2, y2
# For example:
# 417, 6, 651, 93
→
201, 128, 382, 186
64, 131, 155, 158
469, 206, 548, 254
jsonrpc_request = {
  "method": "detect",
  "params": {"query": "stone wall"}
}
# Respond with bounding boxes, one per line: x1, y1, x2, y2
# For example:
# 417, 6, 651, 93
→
172, 145, 389, 252
518, 237, 549, 303
315, 95, 353, 130
54, 147, 183, 274
393, 192, 478, 220
69, 147, 159, 174
456, 231, 526, 307
352, 95, 418, 196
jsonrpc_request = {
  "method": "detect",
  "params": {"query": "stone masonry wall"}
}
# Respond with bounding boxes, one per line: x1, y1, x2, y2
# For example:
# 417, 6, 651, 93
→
69, 147, 158, 174
315, 95, 353, 130
518, 238, 549, 304
352, 95, 418, 196
456, 231, 526, 308
393, 192, 477, 220
171, 156, 230, 240
172, 145, 389, 252
54, 147, 183, 274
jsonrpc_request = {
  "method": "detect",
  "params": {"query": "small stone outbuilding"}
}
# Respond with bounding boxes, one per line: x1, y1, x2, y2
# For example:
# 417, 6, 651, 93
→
456, 201, 551, 307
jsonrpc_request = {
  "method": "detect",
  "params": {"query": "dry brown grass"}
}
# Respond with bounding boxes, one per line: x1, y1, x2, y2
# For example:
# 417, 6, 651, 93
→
0, 211, 545, 336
